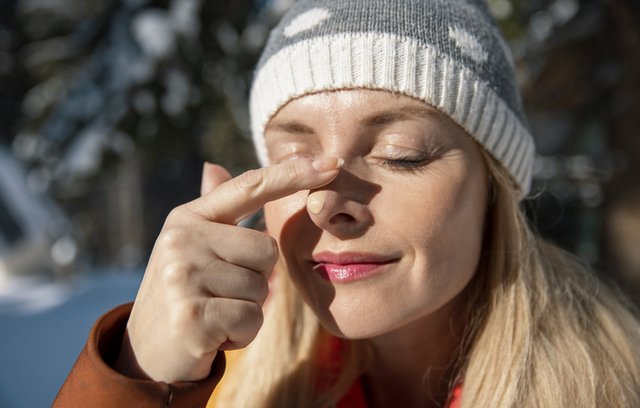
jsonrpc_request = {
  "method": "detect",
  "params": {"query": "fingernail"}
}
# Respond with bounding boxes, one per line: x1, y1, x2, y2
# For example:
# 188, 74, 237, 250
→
307, 192, 325, 215
311, 157, 343, 173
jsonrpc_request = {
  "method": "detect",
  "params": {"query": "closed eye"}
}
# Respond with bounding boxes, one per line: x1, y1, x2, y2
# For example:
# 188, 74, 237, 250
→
381, 155, 432, 172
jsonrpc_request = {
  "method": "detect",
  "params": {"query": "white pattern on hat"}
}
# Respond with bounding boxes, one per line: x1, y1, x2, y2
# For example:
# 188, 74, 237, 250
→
283, 8, 331, 38
448, 26, 488, 64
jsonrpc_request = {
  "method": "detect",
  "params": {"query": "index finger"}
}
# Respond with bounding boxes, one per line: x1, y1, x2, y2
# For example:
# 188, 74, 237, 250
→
187, 157, 342, 224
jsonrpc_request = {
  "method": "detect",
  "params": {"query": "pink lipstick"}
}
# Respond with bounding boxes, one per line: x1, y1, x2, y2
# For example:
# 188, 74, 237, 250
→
311, 252, 397, 283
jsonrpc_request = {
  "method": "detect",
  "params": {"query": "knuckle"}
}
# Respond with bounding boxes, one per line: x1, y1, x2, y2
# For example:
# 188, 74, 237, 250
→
286, 160, 308, 182
254, 276, 270, 304
241, 302, 263, 328
160, 227, 187, 251
268, 236, 279, 262
242, 304, 264, 339
163, 261, 197, 286
199, 194, 219, 220
261, 235, 279, 265
171, 300, 202, 327
229, 339, 252, 349
166, 205, 187, 223
189, 344, 217, 360
201, 301, 228, 344
239, 271, 269, 304
185, 331, 218, 359
249, 234, 278, 271
228, 302, 263, 333
236, 169, 263, 193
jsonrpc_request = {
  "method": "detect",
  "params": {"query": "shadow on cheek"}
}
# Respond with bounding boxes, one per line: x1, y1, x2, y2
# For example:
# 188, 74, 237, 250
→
277, 206, 341, 334
277, 205, 318, 254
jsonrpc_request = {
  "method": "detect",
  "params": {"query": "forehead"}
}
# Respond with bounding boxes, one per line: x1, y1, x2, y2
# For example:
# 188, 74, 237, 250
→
266, 89, 447, 130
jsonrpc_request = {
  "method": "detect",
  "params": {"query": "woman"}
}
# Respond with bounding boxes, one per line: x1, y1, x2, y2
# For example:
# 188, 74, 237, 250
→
55, 0, 640, 407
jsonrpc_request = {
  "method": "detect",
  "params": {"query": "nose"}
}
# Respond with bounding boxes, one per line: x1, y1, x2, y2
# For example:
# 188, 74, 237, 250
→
305, 169, 379, 239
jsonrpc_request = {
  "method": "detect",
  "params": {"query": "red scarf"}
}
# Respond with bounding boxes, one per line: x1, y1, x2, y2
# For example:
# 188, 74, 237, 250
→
336, 376, 462, 408
317, 335, 463, 407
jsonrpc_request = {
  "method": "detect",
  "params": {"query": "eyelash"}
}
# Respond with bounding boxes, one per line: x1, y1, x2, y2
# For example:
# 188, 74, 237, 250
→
277, 152, 435, 172
382, 155, 431, 172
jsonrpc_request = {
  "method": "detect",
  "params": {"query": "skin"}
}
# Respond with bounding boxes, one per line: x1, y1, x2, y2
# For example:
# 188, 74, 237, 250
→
264, 90, 489, 406
116, 157, 343, 382
116, 89, 489, 407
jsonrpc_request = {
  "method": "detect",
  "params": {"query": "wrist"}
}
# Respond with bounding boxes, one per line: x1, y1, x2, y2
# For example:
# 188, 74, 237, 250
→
113, 329, 153, 381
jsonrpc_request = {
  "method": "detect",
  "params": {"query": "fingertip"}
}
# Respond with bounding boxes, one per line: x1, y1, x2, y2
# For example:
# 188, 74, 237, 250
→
311, 157, 343, 173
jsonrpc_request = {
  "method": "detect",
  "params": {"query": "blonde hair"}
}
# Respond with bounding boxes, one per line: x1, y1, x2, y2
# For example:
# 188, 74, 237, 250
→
213, 153, 640, 407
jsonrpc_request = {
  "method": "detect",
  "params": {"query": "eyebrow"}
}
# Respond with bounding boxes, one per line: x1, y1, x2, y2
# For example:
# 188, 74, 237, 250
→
361, 105, 444, 128
265, 104, 443, 136
266, 120, 315, 135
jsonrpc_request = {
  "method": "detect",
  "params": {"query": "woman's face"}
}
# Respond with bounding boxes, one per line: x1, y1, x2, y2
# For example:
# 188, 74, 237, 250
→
263, 89, 489, 339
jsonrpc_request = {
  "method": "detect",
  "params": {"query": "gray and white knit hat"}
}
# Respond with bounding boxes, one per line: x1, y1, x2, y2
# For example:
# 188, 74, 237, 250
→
249, 0, 535, 197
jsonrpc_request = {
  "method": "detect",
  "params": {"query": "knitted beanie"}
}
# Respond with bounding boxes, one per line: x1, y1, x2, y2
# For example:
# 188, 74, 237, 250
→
249, 0, 535, 197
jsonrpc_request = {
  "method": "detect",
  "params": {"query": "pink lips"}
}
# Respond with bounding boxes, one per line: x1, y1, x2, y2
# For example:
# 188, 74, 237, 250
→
311, 252, 397, 283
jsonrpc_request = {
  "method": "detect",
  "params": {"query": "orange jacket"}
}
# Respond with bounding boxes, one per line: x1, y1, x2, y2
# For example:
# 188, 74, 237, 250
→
53, 303, 461, 407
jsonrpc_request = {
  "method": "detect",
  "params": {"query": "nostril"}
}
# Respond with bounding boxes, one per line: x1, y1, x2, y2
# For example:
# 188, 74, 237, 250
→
329, 213, 356, 224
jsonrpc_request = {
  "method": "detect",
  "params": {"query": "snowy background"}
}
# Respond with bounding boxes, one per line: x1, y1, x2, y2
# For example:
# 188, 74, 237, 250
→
0, 272, 142, 407
1, 0, 639, 406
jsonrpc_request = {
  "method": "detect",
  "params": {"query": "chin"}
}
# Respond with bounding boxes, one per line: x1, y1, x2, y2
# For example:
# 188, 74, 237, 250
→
308, 284, 462, 341
310, 294, 415, 340
320, 315, 394, 340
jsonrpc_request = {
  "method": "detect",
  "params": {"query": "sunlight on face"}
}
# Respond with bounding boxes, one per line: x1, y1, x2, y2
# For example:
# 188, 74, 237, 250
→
263, 89, 489, 339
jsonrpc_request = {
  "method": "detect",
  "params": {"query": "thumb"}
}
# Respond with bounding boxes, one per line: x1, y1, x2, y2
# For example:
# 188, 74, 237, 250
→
201, 162, 233, 196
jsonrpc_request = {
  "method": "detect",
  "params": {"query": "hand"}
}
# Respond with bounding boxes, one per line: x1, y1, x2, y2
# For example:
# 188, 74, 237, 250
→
114, 157, 341, 382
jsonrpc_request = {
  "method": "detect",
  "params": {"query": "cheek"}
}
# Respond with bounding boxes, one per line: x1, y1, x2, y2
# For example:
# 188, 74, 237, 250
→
335, 172, 487, 335
382, 164, 488, 291
384, 164, 485, 239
